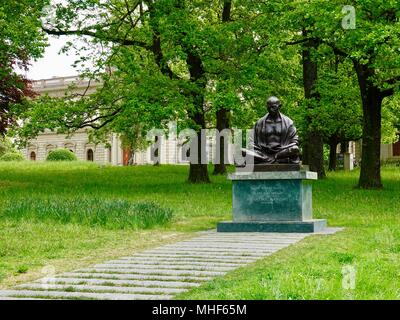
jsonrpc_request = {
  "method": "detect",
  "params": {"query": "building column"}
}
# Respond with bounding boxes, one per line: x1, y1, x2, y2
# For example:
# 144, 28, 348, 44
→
37, 143, 46, 161
111, 134, 123, 166
76, 142, 85, 161
110, 134, 117, 165
343, 153, 354, 171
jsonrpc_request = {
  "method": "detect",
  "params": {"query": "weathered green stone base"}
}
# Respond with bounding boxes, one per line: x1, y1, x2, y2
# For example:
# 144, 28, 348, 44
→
218, 171, 328, 234
217, 219, 327, 233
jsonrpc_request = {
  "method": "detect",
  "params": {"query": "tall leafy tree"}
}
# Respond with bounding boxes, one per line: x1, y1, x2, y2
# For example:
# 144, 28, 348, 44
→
326, 1, 399, 188
0, 0, 48, 135
313, 57, 363, 171
291, 0, 399, 188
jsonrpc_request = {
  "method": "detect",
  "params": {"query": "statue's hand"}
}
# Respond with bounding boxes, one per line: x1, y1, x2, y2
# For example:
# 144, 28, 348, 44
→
288, 146, 300, 156
275, 146, 299, 160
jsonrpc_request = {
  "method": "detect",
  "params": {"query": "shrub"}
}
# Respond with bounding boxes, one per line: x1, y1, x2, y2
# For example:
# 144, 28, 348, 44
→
0, 137, 14, 157
0, 152, 24, 162
46, 149, 77, 161
0, 197, 173, 230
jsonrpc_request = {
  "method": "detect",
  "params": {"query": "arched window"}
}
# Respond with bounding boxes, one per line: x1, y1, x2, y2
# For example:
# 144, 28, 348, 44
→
30, 151, 36, 161
87, 149, 94, 162
154, 136, 159, 158
65, 143, 75, 153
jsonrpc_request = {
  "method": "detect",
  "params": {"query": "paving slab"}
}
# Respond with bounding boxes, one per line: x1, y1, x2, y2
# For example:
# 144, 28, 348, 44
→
133, 253, 263, 259
60, 272, 213, 282
105, 260, 243, 267
76, 267, 226, 277
0, 290, 170, 300
93, 263, 236, 271
35, 277, 200, 288
16, 283, 185, 295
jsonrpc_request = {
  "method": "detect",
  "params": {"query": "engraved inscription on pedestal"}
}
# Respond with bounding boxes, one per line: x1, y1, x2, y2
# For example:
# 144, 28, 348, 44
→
232, 180, 309, 222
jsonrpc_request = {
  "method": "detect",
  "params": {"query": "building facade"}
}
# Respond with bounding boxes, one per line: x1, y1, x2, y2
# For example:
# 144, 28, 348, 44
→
381, 141, 400, 161
22, 76, 226, 166
351, 140, 400, 164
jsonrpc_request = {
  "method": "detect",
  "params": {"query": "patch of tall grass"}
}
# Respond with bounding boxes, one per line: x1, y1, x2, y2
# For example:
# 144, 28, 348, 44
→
0, 197, 173, 230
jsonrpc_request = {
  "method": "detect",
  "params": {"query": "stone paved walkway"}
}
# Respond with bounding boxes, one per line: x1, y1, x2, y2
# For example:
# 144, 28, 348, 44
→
0, 229, 339, 300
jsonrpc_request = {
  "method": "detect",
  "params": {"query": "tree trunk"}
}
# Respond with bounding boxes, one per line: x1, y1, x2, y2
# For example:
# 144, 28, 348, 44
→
328, 139, 338, 171
186, 50, 210, 183
213, 108, 230, 175
189, 161, 210, 184
307, 133, 325, 177
301, 143, 309, 165
128, 150, 135, 166
148, 1, 209, 182
340, 141, 349, 154
213, 0, 232, 176
354, 63, 383, 189
302, 34, 326, 178
189, 165, 209, 183
188, 111, 210, 183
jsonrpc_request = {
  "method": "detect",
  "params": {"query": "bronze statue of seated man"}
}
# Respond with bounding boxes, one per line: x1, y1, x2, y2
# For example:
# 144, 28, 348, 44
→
243, 96, 300, 165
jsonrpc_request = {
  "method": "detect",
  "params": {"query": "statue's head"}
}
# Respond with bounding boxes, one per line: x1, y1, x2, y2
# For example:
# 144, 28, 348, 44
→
266, 96, 281, 116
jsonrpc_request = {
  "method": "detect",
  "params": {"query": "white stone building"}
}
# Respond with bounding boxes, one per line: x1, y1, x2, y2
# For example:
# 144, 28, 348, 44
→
22, 76, 227, 166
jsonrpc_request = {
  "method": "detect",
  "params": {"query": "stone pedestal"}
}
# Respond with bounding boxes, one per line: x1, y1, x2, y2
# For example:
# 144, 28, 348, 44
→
218, 171, 327, 233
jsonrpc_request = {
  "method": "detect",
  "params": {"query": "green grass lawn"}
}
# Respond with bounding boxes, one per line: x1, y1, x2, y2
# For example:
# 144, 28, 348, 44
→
0, 162, 232, 288
0, 161, 399, 299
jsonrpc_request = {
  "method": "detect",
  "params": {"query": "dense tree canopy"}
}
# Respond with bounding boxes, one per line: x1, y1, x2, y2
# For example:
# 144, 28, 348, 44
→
19, 0, 302, 182
10, 0, 400, 187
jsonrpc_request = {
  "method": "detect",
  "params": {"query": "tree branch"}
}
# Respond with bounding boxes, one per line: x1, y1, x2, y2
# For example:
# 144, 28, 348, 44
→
385, 75, 400, 86
68, 107, 123, 129
80, 116, 119, 130
285, 38, 315, 46
381, 75, 400, 97
381, 88, 394, 98
329, 44, 350, 59
42, 26, 151, 50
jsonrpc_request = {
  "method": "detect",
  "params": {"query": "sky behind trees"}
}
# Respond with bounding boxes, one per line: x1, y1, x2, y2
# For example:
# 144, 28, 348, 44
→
24, 36, 83, 80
